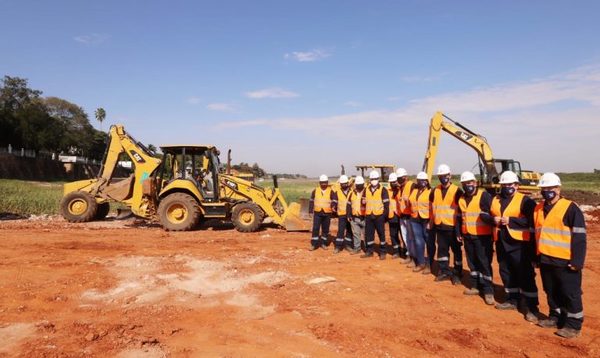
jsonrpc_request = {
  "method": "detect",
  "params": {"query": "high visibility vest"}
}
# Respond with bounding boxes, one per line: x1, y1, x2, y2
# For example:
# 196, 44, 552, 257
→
432, 184, 458, 226
366, 185, 385, 216
399, 181, 414, 215
350, 189, 366, 216
490, 192, 530, 242
386, 188, 400, 219
336, 188, 352, 216
458, 190, 492, 236
534, 198, 573, 260
409, 187, 431, 219
313, 186, 332, 213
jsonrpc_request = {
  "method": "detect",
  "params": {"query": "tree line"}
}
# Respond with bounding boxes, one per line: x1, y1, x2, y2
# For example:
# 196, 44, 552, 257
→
0, 75, 107, 159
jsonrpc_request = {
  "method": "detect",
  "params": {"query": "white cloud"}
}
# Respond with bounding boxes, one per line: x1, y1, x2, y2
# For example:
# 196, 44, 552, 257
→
284, 49, 331, 62
73, 33, 109, 45
206, 103, 235, 112
245, 87, 299, 99
187, 97, 201, 105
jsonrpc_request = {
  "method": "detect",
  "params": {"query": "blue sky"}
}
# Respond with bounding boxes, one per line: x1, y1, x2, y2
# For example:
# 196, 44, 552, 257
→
2, 1, 599, 176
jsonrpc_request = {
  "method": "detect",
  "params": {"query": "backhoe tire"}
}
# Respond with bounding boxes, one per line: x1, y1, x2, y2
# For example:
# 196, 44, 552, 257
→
158, 193, 200, 231
95, 202, 110, 220
232, 202, 264, 232
60, 191, 98, 223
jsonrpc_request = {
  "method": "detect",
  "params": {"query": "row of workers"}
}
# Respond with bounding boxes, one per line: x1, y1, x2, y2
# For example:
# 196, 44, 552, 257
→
308, 167, 586, 339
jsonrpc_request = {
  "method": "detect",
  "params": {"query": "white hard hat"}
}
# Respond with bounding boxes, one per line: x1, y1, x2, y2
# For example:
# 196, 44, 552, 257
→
538, 172, 561, 187
388, 173, 398, 182
499, 171, 519, 184
416, 172, 429, 180
354, 176, 365, 185
369, 170, 380, 180
437, 164, 451, 175
339, 175, 349, 184
395, 168, 408, 177
460, 171, 476, 182
319, 174, 328, 182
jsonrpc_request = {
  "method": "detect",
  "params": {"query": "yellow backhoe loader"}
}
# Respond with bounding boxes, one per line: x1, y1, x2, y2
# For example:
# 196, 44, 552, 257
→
59, 125, 309, 232
422, 112, 540, 193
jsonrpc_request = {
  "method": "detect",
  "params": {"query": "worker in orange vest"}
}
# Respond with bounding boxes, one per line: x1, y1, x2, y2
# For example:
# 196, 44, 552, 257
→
361, 170, 390, 260
430, 164, 464, 285
308, 174, 334, 251
387, 173, 402, 259
347, 175, 366, 254
332, 175, 353, 254
396, 168, 416, 266
534, 173, 586, 339
408, 172, 431, 272
456, 171, 495, 305
491, 170, 539, 322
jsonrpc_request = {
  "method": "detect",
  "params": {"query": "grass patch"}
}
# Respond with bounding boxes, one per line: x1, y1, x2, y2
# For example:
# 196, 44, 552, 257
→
0, 179, 63, 216
557, 172, 600, 194
277, 178, 315, 204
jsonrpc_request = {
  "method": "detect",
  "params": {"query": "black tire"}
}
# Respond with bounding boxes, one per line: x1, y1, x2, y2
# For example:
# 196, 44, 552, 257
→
231, 202, 264, 232
158, 193, 201, 231
95, 202, 110, 220
60, 191, 98, 223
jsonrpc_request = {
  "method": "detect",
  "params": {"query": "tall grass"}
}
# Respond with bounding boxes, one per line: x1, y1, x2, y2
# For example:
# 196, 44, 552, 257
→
556, 172, 600, 194
0, 179, 63, 215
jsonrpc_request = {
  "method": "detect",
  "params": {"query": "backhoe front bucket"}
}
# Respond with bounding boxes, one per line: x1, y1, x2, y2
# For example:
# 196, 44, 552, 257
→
283, 199, 311, 231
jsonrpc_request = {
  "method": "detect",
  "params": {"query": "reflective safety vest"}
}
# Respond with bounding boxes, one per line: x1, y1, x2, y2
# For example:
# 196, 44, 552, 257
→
399, 180, 414, 215
458, 190, 492, 236
534, 198, 573, 260
432, 184, 458, 226
336, 188, 352, 216
366, 185, 385, 216
314, 186, 332, 213
409, 187, 431, 219
387, 187, 400, 219
490, 192, 530, 242
350, 189, 366, 216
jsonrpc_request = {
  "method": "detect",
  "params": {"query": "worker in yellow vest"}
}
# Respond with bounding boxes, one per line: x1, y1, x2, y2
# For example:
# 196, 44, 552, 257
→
456, 171, 495, 305
430, 164, 464, 285
491, 170, 539, 322
408, 172, 431, 272
534, 173, 586, 339
397, 168, 416, 266
387, 173, 402, 259
308, 174, 334, 251
332, 175, 353, 254
347, 175, 366, 254
361, 170, 390, 260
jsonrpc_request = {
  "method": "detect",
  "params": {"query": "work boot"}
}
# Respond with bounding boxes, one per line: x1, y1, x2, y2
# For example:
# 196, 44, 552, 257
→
391, 253, 400, 259
379, 253, 386, 260
360, 252, 374, 258
413, 264, 426, 273
463, 288, 480, 296
350, 248, 361, 255
406, 260, 416, 268
495, 300, 518, 310
537, 317, 559, 329
333, 247, 342, 254
524, 310, 539, 323
309, 245, 318, 251
345, 246, 353, 253
484, 294, 495, 305
555, 327, 581, 339
399, 257, 412, 264
321, 244, 328, 250
434, 273, 452, 282
422, 264, 431, 275
451, 275, 462, 286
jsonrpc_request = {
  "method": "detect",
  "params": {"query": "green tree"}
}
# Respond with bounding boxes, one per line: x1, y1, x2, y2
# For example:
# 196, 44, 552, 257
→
0, 76, 43, 148
44, 97, 95, 156
95, 107, 106, 131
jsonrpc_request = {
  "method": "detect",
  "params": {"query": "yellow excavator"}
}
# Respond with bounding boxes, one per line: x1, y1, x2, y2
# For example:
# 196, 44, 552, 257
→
422, 111, 540, 192
59, 125, 309, 232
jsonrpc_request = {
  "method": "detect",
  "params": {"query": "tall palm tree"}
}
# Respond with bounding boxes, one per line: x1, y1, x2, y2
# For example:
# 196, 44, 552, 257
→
95, 107, 106, 131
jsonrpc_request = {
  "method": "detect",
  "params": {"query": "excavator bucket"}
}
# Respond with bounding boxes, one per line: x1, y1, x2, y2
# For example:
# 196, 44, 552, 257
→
283, 199, 311, 231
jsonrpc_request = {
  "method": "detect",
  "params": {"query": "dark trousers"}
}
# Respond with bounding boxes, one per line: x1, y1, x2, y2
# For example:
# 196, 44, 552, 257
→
388, 216, 401, 255
426, 228, 436, 266
311, 212, 331, 248
435, 229, 463, 276
464, 235, 494, 294
541, 264, 584, 330
496, 240, 538, 310
335, 216, 353, 249
365, 214, 386, 254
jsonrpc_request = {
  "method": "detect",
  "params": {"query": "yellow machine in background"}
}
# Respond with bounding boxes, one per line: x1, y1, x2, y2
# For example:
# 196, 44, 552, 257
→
59, 125, 308, 232
422, 112, 540, 192
355, 164, 396, 182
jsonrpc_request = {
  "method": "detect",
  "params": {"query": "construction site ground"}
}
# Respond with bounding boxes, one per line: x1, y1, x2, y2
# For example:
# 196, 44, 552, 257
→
1, 206, 599, 357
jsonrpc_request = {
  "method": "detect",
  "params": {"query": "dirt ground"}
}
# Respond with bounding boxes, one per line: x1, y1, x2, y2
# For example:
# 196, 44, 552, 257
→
1, 208, 600, 357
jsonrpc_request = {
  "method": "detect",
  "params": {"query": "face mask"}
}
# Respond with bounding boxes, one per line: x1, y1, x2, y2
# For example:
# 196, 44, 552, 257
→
355, 185, 364, 191
370, 180, 379, 187
320, 183, 328, 190
501, 186, 515, 197
462, 184, 476, 195
341, 184, 349, 190
439, 176, 450, 185
417, 180, 428, 189
398, 177, 407, 185
541, 190, 557, 201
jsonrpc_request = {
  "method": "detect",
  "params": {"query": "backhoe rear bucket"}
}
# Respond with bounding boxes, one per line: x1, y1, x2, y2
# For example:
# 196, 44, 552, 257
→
283, 199, 311, 231
115, 208, 134, 220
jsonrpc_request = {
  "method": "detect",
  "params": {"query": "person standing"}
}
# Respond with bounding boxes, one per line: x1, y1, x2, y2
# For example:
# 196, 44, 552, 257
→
397, 168, 416, 265
332, 175, 353, 254
457, 171, 495, 305
387, 173, 402, 259
347, 175, 366, 254
534, 173, 586, 339
361, 171, 390, 260
408, 172, 431, 272
491, 170, 539, 322
308, 174, 334, 251
430, 164, 464, 285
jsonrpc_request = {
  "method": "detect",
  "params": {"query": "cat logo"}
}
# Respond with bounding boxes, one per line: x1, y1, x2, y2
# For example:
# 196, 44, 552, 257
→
129, 150, 146, 163
457, 131, 473, 141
